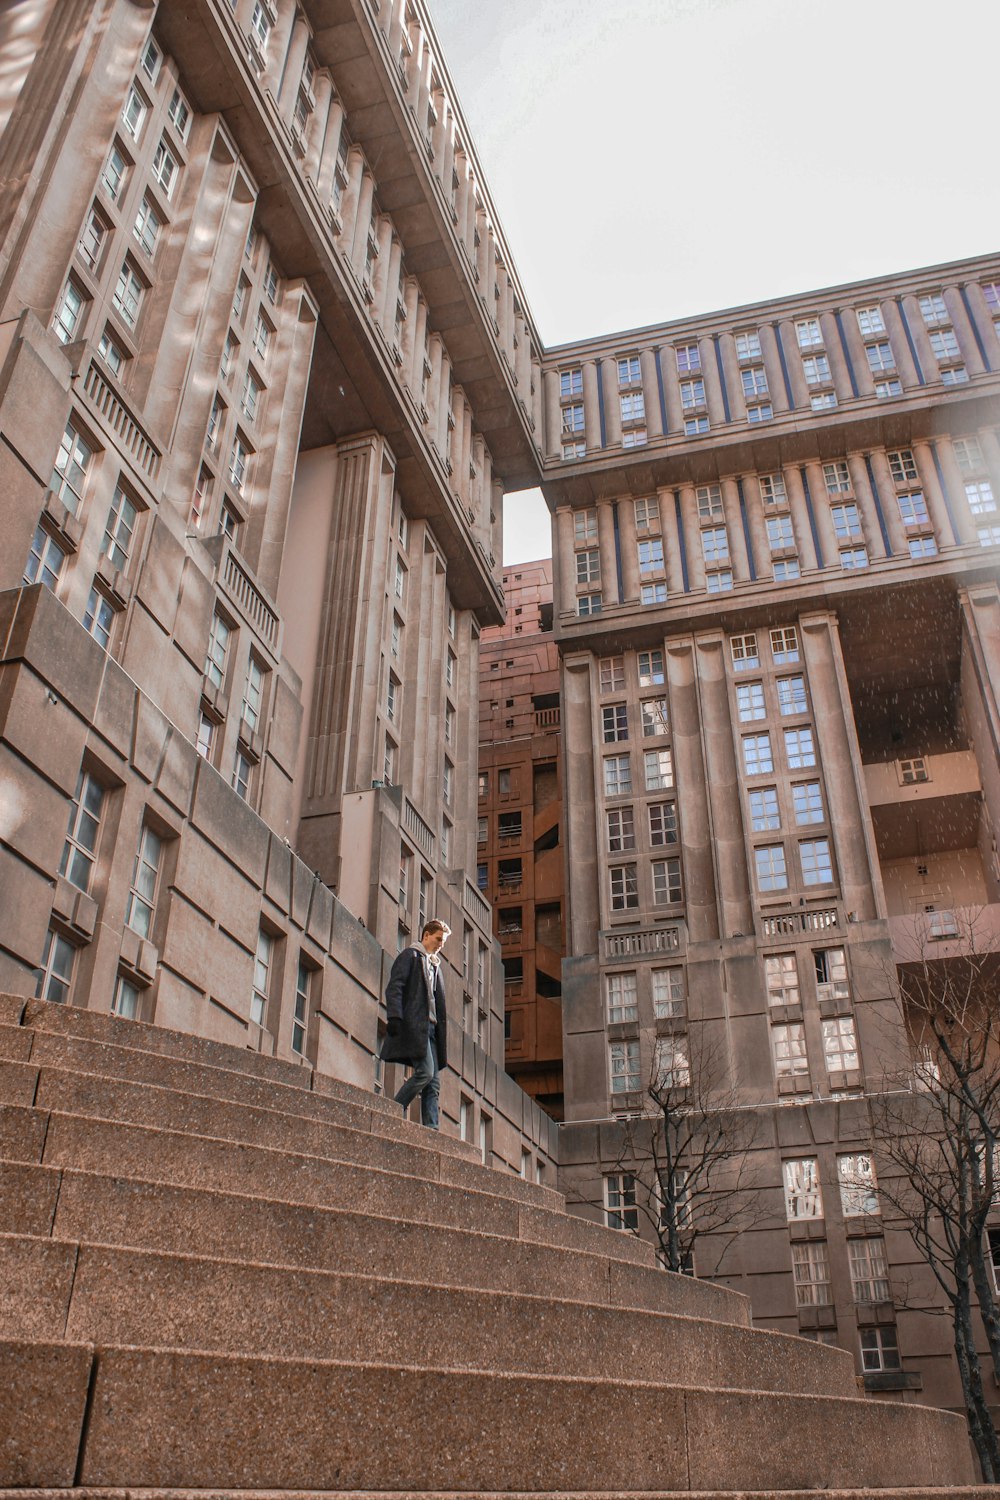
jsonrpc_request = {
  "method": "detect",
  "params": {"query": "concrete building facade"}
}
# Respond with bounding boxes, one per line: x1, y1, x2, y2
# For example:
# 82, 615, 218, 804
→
478, 558, 565, 1118
0, 0, 557, 1176
540, 253, 1000, 1407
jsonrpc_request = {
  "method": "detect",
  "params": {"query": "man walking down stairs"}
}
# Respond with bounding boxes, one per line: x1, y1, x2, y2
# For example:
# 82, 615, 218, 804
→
0, 992, 987, 1494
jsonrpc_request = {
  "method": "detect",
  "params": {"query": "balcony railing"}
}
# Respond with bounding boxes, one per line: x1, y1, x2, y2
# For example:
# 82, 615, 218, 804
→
82, 362, 161, 481
603, 926, 681, 959
403, 797, 435, 860
760, 908, 839, 938
535, 707, 560, 729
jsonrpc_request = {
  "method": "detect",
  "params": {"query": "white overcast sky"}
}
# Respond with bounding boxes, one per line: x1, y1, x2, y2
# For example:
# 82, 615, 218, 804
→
427, 0, 1000, 564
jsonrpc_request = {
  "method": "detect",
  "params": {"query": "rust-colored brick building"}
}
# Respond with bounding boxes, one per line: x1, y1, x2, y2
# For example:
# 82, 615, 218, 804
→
478, 558, 564, 1117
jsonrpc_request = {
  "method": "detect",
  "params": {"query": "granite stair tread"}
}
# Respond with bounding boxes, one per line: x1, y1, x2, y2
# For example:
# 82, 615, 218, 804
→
0, 1231, 856, 1395
0, 1338, 973, 1491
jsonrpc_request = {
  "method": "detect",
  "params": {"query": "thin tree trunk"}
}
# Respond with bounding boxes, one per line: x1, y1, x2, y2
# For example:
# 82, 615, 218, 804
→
955, 1268, 1000, 1481
970, 1232, 1000, 1387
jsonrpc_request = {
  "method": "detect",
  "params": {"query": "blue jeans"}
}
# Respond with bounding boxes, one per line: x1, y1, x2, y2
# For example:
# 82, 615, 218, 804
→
394, 1023, 439, 1129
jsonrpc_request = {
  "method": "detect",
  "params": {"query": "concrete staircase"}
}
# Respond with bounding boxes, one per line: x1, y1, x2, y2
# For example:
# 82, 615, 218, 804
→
0, 993, 984, 1496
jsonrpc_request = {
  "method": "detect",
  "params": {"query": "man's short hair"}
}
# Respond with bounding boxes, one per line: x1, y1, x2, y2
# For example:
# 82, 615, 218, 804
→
422, 918, 451, 940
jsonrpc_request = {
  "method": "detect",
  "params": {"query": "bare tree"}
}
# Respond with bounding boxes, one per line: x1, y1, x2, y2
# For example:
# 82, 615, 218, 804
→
571, 1024, 768, 1276
870, 909, 1000, 1481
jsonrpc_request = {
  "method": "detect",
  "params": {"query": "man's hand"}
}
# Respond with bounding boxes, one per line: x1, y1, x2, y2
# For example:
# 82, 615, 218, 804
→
387, 1017, 401, 1038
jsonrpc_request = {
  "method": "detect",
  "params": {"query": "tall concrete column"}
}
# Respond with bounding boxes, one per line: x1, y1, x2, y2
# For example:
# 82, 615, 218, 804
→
562, 652, 601, 957
304, 69, 333, 181
316, 98, 345, 205
666, 638, 720, 944
720, 478, 749, 582
979, 427, 1000, 490
618, 505, 640, 603
867, 450, 909, 556
740, 476, 770, 579
963, 282, 999, 367
338, 147, 366, 255
698, 336, 725, 426
759, 326, 789, 414
457, 396, 473, 505
277, 14, 310, 120
554, 509, 577, 618
350, 170, 375, 278
436, 346, 452, 459
402, 280, 422, 389
596, 501, 617, 605
678, 484, 705, 591
693, 633, 754, 938
959, 585, 1000, 860
639, 347, 663, 439
912, 438, 971, 546
803, 461, 839, 565
582, 360, 602, 453
718, 334, 747, 421
542, 368, 561, 461
943, 283, 986, 377
839, 307, 876, 397
846, 453, 888, 560
601, 360, 622, 448
799, 611, 886, 922
531, 354, 544, 443
777, 319, 810, 407
372, 218, 394, 327
660, 489, 685, 595
899, 294, 937, 382
514, 313, 531, 401
882, 300, 922, 390
426, 333, 443, 445
784, 467, 820, 571
454, 153, 473, 249
819, 311, 854, 405
380, 233, 403, 340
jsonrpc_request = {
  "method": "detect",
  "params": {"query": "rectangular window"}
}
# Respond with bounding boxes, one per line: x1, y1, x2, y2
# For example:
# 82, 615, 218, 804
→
51, 421, 93, 515
908, 535, 937, 558
836, 1153, 879, 1218
954, 436, 984, 472
609, 1041, 641, 1094
241, 370, 262, 423
705, 569, 733, 593
792, 781, 824, 824
54, 281, 85, 344
815, 946, 849, 998
577, 591, 602, 617
562, 440, 586, 460
839, 545, 868, 569
865, 341, 895, 373
102, 143, 129, 202
735, 329, 761, 361
618, 354, 641, 386
765, 953, 798, 1007
823, 461, 851, 495
638, 538, 664, 573
773, 558, 800, 581
653, 967, 685, 1019
795, 318, 823, 349
604, 754, 632, 796
849, 1237, 890, 1303
168, 85, 192, 141
609, 864, 639, 911
36, 928, 76, 1005
229, 434, 250, 494
111, 974, 142, 1019
701, 526, 729, 563
60, 770, 104, 892
770, 627, 799, 663
742, 733, 774, 775
605, 1171, 639, 1229
641, 582, 666, 604
919, 292, 949, 326
560, 368, 583, 398
242, 657, 265, 733
638, 650, 664, 686
767, 515, 795, 551
103, 487, 138, 572
802, 356, 832, 387
603, 703, 628, 742
680, 378, 706, 408
141, 37, 161, 82
113, 260, 144, 328
823, 1015, 859, 1074
759, 473, 787, 508
875, 378, 902, 399
966, 481, 996, 514
620, 391, 645, 423
634, 497, 659, 531
574, 508, 599, 544
784, 1157, 823, 1220
731, 633, 759, 670
133, 197, 160, 256
641, 698, 669, 736
292, 958, 312, 1055
784, 726, 815, 768
205, 613, 231, 689
251, 928, 273, 1025
675, 343, 701, 373
856, 305, 885, 337
772, 1021, 808, 1077
741, 365, 768, 398
897, 491, 930, 527
859, 1326, 901, 1372
125, 823, 162, 938
97, 329, 126, 377
83, 586, 116, 650
747, 403, 773, 424
978, 525, 1000, 548
232, 748, 252, 801
562, 402, 585, 433
792, 1241, 832, 1307
748, 786, 780, 832
576, 548, 600, 584
648, 800, 677, 846
122, 84, 148, 141
684, 414, 710, 435
654, 1035, 690, 1088
24, 525, 66, 590
776, 675, 807, 716
600, 655, 625, 692
800, 838, 833, 884
696, 483, 724, 520
644, 747, 673, 790
736, 682, 766, 721
606, 805, 635, 854
606, 970, 638, 1024
888, 448, 918, 484
929, 328, 960, 362
754, 843, 788, 891
652, 857, 682, 905
831, 503, 862, 539
152, 137, 179, 198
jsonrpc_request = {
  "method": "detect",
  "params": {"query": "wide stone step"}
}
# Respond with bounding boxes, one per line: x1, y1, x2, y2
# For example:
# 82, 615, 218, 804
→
0, 1493, 994, 1500
17, 1026, 484, 1167
29, 1106, 656, 1267
17, 1163, 749, 1321
0, 1340, 974, 1491
0, 1233, 854, 1396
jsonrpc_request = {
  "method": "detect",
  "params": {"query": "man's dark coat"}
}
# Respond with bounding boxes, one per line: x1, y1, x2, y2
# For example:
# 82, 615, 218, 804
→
381, 944, 448, 1068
